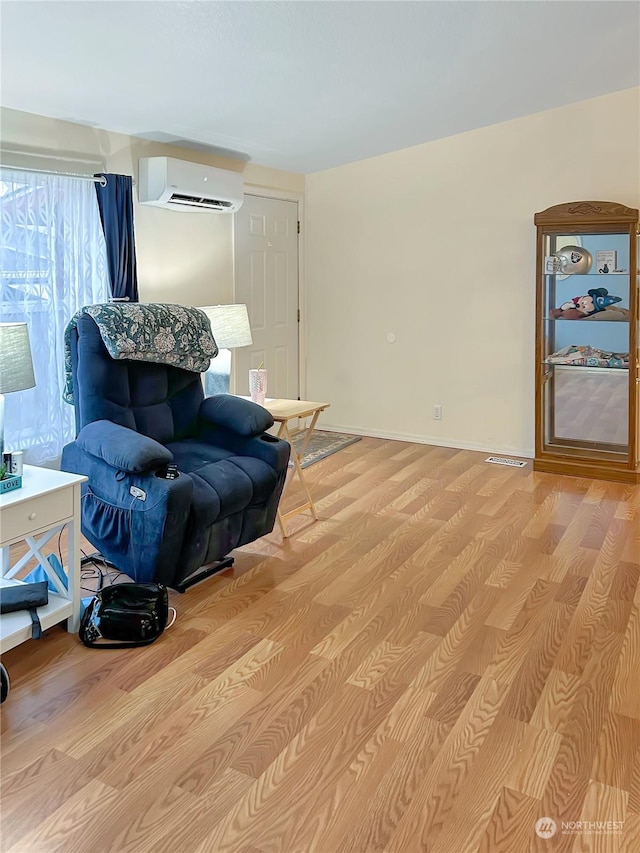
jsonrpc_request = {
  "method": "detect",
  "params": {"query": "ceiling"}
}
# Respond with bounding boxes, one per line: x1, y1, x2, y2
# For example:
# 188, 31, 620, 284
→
1, 1, 638, 174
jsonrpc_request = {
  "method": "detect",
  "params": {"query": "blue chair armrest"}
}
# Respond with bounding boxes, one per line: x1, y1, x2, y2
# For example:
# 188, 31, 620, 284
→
202, 428, 291, 473
199, 394, 274, 437
75, 420, 174, 473
61, 441, 193, 587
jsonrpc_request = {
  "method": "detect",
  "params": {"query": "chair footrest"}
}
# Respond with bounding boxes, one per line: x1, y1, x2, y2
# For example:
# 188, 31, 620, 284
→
174, 557, 234, 593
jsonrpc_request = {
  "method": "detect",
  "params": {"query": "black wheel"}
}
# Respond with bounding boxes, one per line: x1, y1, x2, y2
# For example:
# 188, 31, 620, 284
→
0, 663, 9, 704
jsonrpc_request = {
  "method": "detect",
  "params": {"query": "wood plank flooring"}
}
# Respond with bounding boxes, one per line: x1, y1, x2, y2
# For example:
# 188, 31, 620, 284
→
1, 437, 639, 853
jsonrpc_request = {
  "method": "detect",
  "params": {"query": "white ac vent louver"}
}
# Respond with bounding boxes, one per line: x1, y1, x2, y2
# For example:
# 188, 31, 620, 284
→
166, 193, 235, 211
138, 157, 244, 213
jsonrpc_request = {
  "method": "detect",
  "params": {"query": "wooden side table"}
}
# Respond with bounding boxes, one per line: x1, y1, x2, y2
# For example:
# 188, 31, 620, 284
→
0, 465, 87, 652
261, 399, 330, 537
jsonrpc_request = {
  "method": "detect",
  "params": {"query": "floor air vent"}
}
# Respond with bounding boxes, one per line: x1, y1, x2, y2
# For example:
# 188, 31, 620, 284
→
485, 456, 528, 468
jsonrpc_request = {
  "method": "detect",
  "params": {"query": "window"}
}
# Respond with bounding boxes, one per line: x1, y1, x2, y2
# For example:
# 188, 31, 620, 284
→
0, 169, 110, 464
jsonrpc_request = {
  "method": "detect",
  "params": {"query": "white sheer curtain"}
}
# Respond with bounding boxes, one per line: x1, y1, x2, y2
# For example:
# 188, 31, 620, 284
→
0, 169, 111, 465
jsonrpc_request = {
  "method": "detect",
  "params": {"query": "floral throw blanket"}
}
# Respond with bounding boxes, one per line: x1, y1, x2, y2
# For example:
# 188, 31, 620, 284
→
64, 303, 218, 404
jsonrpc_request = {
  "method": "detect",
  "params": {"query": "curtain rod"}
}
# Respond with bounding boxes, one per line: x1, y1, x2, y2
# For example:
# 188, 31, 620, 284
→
0, 163, 108, 186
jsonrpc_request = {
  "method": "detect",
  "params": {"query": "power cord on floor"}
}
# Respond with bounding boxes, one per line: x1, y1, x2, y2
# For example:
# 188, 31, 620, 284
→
80, 549, 127, 593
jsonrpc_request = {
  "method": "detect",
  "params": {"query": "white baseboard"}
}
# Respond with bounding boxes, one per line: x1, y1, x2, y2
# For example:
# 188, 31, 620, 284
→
317, 422, 534, 460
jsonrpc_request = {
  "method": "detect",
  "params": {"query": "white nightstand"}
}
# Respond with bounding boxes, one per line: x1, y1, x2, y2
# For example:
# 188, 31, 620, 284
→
0, 465, 87, 653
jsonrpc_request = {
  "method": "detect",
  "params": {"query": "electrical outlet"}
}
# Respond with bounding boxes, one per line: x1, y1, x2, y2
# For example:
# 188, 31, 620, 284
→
432, 404, 442, 420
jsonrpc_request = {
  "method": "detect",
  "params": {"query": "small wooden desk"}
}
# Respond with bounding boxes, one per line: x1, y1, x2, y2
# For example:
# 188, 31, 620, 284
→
261, 399, 330, 537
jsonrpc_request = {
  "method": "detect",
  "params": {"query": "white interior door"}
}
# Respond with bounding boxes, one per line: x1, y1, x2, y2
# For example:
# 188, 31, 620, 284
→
234, 195, 299, 400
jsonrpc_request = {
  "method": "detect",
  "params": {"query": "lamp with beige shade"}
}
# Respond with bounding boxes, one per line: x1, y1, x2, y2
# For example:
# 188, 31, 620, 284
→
0, 322, 36, 460
198, 304, 252, 395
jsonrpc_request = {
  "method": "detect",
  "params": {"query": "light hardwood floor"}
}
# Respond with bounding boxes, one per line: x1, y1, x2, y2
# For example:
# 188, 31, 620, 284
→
1, 437, 639, 853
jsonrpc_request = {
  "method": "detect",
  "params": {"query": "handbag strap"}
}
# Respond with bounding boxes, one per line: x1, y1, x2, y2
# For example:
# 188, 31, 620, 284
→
29, 608, 42, 640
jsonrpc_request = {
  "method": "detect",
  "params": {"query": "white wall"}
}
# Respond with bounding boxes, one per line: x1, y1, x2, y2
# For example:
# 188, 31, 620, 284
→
3, 93, 638, 458
0, 107, 304, 307
305, 88, 640, 457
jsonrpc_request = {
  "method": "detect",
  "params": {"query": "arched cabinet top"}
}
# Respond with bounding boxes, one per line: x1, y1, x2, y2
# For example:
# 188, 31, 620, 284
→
534, 201, 639, 227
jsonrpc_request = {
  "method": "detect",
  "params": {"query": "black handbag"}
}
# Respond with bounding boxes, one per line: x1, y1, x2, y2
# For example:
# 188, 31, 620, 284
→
0, 581, 49, 639
79, 583, 176, 648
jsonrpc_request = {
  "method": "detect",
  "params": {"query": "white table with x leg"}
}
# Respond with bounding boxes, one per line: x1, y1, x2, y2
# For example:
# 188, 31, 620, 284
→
0, 465, 87, 652
260, 399, 330, 537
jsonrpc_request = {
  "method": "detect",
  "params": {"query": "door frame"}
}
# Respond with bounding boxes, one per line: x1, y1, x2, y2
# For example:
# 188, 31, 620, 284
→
233, 186, 306, 400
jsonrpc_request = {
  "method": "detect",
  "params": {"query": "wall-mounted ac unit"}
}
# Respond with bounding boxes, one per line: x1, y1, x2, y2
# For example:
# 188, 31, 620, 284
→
138, 156, 244, 213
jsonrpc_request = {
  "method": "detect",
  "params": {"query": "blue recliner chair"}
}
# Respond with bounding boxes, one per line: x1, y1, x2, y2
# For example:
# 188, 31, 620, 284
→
61, 310, 290, 591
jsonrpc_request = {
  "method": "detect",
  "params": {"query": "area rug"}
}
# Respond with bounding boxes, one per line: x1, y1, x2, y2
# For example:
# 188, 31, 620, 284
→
291, 430, 362, 468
